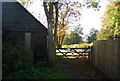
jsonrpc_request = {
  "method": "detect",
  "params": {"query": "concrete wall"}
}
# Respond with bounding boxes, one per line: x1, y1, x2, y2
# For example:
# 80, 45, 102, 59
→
93, 39, 120, 79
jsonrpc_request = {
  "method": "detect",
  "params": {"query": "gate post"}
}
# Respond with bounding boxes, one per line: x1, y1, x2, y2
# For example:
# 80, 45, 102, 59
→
91, 41, 95, 64
0, 2, 2, 80
88, 46, 91, 60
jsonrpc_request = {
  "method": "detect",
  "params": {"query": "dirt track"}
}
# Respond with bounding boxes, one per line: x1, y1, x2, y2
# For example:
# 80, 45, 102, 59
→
56, 59, 96, 79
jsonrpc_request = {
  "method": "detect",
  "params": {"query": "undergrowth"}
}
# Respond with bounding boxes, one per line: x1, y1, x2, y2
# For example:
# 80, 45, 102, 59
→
3, 40, 70, 79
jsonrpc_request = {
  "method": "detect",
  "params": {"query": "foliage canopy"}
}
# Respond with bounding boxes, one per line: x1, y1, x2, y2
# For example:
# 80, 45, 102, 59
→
97, 1, 120, 40
64, 27, 83, 45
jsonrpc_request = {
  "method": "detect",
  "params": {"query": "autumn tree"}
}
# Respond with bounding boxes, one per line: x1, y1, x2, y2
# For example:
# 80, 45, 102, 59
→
43, 1, 57, 61
56, 0, 101, 47
43, 0, 101, 48
56, 2, 81, 48
97, 1, 120, 40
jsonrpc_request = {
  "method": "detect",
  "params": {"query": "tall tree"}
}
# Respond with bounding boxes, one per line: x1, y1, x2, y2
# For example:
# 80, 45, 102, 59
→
87, 28, 98, 42
43, 1, 56, 61
97, 1, 120, 40
64, 27, 83, 45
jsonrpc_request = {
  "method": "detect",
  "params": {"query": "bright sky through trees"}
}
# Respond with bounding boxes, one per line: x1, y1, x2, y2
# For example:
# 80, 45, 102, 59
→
80, 0, 109, 34
26, 0, 109, 34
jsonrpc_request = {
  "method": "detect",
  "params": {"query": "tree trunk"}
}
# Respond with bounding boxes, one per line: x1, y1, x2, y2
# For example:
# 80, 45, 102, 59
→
54, 2, 58, 48
60, 34, 65, 47
43, 2, 55, 61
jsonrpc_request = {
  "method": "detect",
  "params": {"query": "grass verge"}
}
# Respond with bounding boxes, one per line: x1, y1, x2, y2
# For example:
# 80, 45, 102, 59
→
44, 65, 72, 79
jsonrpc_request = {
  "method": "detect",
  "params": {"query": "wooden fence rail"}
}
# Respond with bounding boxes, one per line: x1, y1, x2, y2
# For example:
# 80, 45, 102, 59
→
56, 48, 91, 59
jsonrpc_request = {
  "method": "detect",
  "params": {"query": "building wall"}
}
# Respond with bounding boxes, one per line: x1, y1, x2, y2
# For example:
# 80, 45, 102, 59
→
93, 39, 120, 79
31, 32, 48, 62
3, 31, 48, 62
2, 2, 48, 62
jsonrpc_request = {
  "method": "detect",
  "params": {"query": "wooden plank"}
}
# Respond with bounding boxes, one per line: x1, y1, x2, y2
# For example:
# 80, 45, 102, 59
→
56, 54, 89, 56
118, 39, 120, 80
93, 39, 120, 79
56, 48, 90, 49
56, 52, 90, 53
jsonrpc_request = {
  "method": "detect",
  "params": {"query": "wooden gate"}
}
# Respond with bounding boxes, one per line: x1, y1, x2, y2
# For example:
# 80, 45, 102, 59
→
56, 47, 91, 59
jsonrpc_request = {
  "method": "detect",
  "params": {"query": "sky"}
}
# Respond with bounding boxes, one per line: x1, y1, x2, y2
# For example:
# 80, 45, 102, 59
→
26, 0, 48, 27
26, 0, 109, 35
80, 0, 109, 35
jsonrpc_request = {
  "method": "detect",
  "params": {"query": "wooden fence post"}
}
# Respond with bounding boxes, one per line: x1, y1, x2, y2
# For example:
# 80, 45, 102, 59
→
118, 39, 120, 80
0, 31, 2, 81
0, 2, 2, 80
89, 46, 93, 61
92, 41, 96, 64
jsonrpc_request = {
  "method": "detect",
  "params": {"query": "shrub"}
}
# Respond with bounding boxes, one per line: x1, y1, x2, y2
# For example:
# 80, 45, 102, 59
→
2, 40, 48, 79
5, 66, 48, 79
2, 40, 25, 77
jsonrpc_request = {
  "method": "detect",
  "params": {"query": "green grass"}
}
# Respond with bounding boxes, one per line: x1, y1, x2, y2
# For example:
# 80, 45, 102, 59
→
3, 62, 71, 79
44, 65, 72, 79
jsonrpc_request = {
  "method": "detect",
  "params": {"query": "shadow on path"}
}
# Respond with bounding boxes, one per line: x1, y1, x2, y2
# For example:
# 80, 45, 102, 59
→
56, 59, 95, 79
